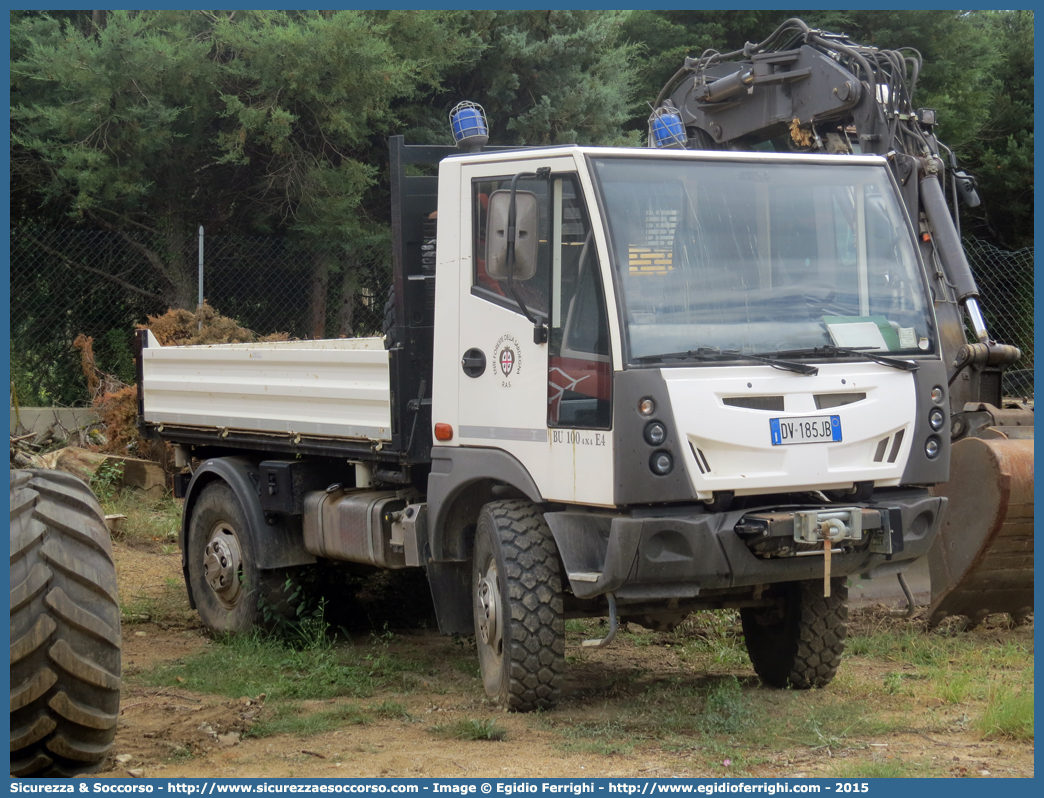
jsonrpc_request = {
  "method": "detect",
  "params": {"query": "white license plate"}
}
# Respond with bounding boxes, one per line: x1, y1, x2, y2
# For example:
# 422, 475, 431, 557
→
770, 415, 842, 445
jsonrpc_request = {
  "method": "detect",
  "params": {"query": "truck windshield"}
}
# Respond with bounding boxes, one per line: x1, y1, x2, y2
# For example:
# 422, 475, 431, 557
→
590, 157, 935, 365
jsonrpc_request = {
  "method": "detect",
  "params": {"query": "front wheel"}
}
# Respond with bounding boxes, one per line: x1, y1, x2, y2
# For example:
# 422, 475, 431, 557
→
186, 482, 299, 634
740, 578, 848, 689
472, 500, 565, 711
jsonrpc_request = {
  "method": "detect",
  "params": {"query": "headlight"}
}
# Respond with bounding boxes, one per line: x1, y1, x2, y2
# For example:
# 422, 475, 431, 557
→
644, 421, 667, 446
650, 451, 673, 475
928, 408, 945, 431
931, 386, 945, 404
925, 437, 941, 459
638, 398, 656, 416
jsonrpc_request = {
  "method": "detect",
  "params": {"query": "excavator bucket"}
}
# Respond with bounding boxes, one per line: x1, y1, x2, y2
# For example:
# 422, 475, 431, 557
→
927, 433, 1034, 627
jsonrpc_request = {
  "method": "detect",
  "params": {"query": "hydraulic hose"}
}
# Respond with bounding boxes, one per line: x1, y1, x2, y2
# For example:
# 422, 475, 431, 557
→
654, 18, 811, 108
920, 170, 980, 304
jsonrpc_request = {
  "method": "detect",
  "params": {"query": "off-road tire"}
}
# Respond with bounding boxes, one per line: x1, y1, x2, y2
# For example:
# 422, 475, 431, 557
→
472, 500, 565, 712
740, 578, 848, 689
10, 469, 121, 777
186, 481, 301, 635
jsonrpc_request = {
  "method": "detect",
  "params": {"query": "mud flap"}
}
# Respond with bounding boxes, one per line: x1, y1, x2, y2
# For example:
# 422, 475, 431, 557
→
927, 434, 1034, 626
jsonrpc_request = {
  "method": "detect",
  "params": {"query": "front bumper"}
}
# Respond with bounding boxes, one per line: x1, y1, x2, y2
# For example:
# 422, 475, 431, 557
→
544, 490, 945, 601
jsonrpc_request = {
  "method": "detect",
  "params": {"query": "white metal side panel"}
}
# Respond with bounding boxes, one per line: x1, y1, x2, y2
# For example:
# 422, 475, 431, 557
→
430, 159, 463, 447
141, 332, 392, 440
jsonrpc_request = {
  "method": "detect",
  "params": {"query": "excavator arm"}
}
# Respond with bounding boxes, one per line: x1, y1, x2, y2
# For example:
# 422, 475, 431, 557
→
653, 18, 1033, 626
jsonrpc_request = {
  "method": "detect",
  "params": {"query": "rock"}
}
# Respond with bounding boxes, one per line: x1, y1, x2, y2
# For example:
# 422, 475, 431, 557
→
925, 697, 945, 708
217, 732, 241, 748
115, 754, 133, 765
127, 770, 145, 778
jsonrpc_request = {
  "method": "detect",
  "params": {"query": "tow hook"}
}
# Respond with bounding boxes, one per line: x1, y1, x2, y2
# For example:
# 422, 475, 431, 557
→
795, 509, 863, 597
582, 592, 619, 648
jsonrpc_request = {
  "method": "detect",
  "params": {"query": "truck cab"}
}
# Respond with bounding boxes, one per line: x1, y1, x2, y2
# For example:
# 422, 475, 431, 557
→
419, 144, 947, 706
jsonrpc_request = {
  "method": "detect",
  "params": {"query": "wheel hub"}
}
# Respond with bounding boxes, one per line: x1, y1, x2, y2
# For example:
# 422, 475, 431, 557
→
203, 523, 243, 609
476, 570, 501, 653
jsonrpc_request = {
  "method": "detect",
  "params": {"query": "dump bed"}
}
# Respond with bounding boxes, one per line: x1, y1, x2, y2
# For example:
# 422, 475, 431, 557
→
139, 330, 392, 444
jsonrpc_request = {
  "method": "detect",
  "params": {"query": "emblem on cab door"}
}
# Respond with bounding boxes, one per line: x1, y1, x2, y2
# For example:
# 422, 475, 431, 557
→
499, 347, 515, 376
492, 334, 522, 386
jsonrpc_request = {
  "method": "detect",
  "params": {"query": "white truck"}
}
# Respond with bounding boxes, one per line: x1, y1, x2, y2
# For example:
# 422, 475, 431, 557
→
139, 122, 950, 711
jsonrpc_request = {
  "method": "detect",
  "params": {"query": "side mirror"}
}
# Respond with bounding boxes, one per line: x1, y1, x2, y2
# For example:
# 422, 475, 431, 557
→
486, 189, 539, 281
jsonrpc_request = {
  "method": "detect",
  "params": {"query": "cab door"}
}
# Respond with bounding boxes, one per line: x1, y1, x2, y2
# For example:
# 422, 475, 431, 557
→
455, 157, 615, 505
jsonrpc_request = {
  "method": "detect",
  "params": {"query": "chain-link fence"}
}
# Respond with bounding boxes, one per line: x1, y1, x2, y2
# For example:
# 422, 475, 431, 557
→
964, 240, 1034, 397
10, 226, 391, 406
9, 225, 1034, 407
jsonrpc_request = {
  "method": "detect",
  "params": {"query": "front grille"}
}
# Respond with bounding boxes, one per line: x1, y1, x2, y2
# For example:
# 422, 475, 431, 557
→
815, 392, 866, 409
723, 395, 785, 411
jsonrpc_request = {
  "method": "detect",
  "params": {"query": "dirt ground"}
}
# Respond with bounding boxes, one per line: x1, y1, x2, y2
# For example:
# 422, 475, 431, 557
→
100, 538, 1034, 780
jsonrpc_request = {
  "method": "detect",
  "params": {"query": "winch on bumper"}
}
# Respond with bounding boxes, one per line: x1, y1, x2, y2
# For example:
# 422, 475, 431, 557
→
543, 490, 945, 601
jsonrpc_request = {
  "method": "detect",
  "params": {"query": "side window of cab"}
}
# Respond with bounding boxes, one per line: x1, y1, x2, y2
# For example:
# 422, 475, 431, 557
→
547, 176, 611, 430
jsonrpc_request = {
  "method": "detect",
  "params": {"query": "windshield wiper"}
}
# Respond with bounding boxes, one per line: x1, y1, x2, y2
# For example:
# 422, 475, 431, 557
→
635, 347, 818, 376
772, 345, 919, 372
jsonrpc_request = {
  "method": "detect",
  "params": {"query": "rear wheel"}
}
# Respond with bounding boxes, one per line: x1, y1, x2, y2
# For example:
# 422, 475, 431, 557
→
740, 578, 847, 689
10, 469, 121, 777
472, 500, 565, 711
186, 482, 299, 634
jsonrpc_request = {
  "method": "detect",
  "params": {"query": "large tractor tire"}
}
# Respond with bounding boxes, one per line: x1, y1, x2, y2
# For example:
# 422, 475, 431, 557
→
10, 469, 121, 777
740, 578, 847, 689
472, 500, 566, 712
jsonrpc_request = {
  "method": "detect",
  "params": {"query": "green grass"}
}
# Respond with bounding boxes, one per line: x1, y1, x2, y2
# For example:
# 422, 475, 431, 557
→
564, 618, 592, 635
429, 718, 507, 741
368, 700, 412, 721
136, 629, 415, 702
696, 676, 753, 733
246, 702, 371, 738
932, 670, 972, 705
846, 628, 949, 667
978, 686, 1033, 741
557, 720, 636, 756
101, 491, 182, 544
798, 704, 876, 750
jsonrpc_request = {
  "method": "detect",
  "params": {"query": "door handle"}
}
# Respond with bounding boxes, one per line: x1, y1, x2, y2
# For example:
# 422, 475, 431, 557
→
461, 348, 486, 378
